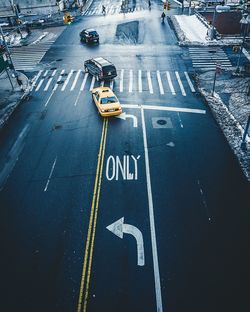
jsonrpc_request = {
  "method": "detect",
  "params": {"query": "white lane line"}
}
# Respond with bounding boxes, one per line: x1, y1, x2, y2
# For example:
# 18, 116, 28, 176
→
122, 104, 206, 114
30, 70, 43, 91
166, 71, 176, 95
129, 69, 133, 93
80, 73, 88, 91
53, 69, 65, 91
184, 72, 195, 92
61, 69, 73, 91
175, 71, 186, 96
44, 157, 57, 192
120, 69, 124, 92
141, 107, 163, 312
138, 70, 142, 93
44, 90, 55, 107
156, 70, 164, 95
147, 71, 153, 94
89, 76, 95, 91
70, 69, 81, 91
44, 69, 57, 91
177, 112, 184, 128
35, 70, 48, 92
110, 80, 114, 90
243, 48, 250, 61
74, 89, 82, 106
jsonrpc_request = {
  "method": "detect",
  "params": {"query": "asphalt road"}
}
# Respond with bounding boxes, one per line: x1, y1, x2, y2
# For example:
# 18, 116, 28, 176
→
0, 1, 249, 312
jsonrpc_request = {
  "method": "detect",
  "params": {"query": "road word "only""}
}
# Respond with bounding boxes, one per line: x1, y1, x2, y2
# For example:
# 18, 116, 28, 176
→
106, 155, 141, 181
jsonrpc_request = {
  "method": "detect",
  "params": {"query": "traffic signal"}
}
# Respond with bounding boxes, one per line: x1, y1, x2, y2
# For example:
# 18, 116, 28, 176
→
64, 13, 73, 24
167, 1, 170, 10
163, 2, 167, 10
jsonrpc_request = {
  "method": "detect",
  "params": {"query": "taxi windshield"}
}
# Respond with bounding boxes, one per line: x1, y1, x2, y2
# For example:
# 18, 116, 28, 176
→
101, 96, 117, 104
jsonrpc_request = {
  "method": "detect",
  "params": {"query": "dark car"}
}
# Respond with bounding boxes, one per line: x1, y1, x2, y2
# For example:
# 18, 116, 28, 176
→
84, 57, 117, 81
80, 29, 99, 44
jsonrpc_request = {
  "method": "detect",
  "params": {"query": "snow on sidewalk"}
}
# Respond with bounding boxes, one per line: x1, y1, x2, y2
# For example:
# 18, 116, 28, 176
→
175, 15, 208, 43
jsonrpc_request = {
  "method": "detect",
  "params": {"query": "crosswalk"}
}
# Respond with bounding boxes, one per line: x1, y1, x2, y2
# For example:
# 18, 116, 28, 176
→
31, 68, 196, 96
83, 3, 149, 16
189, 47, 232, 71
9, 40, 56, 71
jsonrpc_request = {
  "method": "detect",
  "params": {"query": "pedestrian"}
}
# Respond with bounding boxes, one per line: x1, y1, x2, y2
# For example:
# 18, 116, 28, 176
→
161, 11, 165, 23
16, 75, 24, 91
102, 5, 106, 15
148, 0, 151, 10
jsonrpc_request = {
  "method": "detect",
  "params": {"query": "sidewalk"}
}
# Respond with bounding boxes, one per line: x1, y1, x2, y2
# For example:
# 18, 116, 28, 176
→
169, 12, 250, 180
0, 70, 30, 130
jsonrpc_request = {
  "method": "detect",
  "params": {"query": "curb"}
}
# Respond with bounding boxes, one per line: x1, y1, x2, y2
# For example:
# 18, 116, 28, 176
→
198, 86, 250, 181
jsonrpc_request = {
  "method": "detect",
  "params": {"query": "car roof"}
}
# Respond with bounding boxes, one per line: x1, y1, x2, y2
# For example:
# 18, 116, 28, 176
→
96, 87, 116, 97
93, 57, 112, 66
85, 28, 96, 33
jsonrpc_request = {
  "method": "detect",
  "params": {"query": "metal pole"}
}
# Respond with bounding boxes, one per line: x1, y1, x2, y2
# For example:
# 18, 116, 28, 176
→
210, 9, 216, 40
212, 66, 217, 96
236, 24, 247, 73
5, 68, 14, 90
241, 114, 250, 149
0, 24, 18, 78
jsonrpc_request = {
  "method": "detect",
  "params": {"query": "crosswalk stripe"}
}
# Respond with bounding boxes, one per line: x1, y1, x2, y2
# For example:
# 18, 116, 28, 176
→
80, 73, 89, 91
166, 71, 176, 95
120, 69, 124, 92
138, 70, 142, 93
89, 76, 95, 91
110, 80, 114, 90
61, 70, 73, 91
53, 69, 65, 91
35, 70, 48, 92
129, 69, 133, 93
175, 71, 186, 96
70, 69, 81, 91
184, 72, 195, 92
44, 69, 57, 91
30, 70, 43, 91
147, 71, 153, 94
156, 70, 164, 95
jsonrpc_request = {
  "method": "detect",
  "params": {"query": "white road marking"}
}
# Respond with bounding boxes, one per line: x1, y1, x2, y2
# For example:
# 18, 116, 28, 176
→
141, 107, 163, 311
106, 217, 145, 266
30, 70, 43, 91
115, 112, 138, 127
129, 69, 133, 93
70, 69, 81, 91
61, 69, 73, 91
175, 71, 186, 96
138, 70, 142, 93
184, 71, 195, 92
110, 80, 114, 90
53, 69, 65, 91
122, 104, 206, 114
156, 70, 164, 95
120, 69, 124, 92
35, 70, 48, 92
89, 76, 95, 91
166, 71, 176, 95
44, 69, 57, 91
44, 157, 57, 192
177, 112, 184, 128
147, 71, 153, 94
80, 73, 88, 91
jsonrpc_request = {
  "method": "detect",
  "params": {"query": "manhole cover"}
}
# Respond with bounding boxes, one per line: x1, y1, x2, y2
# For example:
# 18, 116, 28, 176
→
152, 117, 173, 129
57, 80, 64, 84
157, 119, 167, 125
50, 67, 57, 70
56, 59, 62, 62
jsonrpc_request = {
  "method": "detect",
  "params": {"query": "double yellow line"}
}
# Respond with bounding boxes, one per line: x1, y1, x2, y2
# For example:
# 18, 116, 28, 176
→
77, 118, 108, 312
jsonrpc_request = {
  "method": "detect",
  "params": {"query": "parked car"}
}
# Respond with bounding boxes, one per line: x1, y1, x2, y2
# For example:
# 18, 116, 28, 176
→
91, 87, 122, 117
84, 57, 117, 81
80, 28, 99, 44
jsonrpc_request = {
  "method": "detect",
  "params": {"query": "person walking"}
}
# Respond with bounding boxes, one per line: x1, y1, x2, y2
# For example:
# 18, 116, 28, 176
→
161, 11, 165, 23
102, 5, 106, 15
148, 0, 151, 10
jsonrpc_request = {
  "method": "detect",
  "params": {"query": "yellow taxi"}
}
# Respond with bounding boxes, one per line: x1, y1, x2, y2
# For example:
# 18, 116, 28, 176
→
91, 87, 122, 117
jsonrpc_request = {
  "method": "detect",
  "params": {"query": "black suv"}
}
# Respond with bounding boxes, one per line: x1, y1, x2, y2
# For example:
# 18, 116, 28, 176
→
84, 57, 117, 81
80, 29, 99, 44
